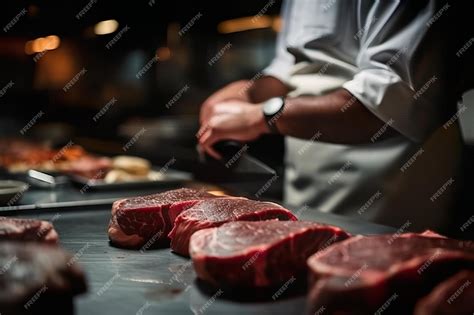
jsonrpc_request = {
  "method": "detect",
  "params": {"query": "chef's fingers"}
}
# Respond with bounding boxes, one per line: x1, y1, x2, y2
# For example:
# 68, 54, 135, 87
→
200, 93, 226, 124
199, 129, 222, 160
204, 145, 221, 160
198, 127, 211, 145
199, 104, 213, 124
197, 121, 223, 159
196, 122, 211, 140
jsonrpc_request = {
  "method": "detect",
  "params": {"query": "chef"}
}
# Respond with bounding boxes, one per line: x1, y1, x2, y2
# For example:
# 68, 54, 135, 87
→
198, 0, 464, 232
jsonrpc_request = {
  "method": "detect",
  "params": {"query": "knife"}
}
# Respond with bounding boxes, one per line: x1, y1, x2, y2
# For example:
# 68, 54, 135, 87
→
27, 169, 69, 187
196, 141, 276, 181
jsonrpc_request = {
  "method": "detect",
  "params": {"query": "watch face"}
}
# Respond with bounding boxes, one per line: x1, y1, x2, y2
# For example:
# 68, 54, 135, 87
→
263, 98, 283, 116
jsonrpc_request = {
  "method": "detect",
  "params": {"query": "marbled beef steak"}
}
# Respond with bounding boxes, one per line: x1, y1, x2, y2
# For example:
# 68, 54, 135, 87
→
108, 188, 218, 248
169, 198, 298, 257
306, 232, 474, 315
190, 220, 350, 287
0, 242, 87, 315
0, 217, 58, 244
414, 270, 474, 315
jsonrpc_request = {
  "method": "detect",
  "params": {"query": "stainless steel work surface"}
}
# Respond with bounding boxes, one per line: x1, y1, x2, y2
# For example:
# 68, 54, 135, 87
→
13, 208, 395, 315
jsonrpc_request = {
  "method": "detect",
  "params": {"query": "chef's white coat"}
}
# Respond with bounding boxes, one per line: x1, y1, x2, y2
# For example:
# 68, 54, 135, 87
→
263, 0, 463, 231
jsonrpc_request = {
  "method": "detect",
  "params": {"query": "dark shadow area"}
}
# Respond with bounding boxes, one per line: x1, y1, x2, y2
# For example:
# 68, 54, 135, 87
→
194, 276, 307, 303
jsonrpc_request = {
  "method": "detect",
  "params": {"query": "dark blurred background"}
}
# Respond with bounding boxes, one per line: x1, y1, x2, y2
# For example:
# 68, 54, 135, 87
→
1, 0, 474, 207
0, 0, 285, 177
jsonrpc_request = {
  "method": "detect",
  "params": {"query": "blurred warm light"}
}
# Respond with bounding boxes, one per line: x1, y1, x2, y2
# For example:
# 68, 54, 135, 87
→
24, 41, 34, 54
272, 16, 282, 32
33, 37, 46, 52
156, 47, 171, 60
34, 43, 76, 90
44, 35, 60, 50
218, 16, 273, 34
207, 190, 228, 197
25, 35, 61, 55
94, 19, 119, 35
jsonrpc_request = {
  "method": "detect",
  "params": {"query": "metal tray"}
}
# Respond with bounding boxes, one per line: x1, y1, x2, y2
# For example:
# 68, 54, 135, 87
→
1, 166, 191, 191
68, 169, 191, 191
9, 207, 395, 315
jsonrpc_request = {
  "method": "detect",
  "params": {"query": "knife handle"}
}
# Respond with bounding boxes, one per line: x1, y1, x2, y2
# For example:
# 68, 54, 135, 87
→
212, 141, 244, 161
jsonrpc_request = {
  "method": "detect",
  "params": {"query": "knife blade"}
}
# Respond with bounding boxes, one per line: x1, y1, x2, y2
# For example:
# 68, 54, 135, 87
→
197, 141, 276, 180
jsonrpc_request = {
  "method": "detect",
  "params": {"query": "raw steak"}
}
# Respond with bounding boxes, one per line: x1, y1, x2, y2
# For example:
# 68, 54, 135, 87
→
0, 242, 87, 315
0, 217, 58, 244
108, 188, 218, 248
306, 232, 474, 315
190, 220, 350, 287
414, 270, 474, 315
169, 198, 298, 257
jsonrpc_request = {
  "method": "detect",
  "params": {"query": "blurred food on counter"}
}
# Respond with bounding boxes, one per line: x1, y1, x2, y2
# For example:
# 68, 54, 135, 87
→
0, 138, 172, 184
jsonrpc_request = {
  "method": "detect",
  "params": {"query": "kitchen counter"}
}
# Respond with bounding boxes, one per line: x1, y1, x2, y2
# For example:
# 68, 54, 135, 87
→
7, 199, 394, 315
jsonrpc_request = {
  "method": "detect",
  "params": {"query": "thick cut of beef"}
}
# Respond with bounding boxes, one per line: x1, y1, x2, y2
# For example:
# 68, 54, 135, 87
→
414, 270, 474, 315
0, 217, 58, 244
306, 232, 474, 315
169, 198, 298, 257
0, 242, 87, 315
108, 188, 217, 248
190, 220, 350, 287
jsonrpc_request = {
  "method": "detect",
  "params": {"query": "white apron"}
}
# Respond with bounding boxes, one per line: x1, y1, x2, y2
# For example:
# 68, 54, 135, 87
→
284, 60, 462, 232
262, 0, 464, 231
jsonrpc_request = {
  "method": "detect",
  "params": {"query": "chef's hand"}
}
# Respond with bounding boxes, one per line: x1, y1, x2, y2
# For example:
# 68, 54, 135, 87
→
200, 80, 251, 124
197, 101, 269, 160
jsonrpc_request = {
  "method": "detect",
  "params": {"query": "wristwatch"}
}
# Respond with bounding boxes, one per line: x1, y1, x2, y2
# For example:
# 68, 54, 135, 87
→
262, 97, 285, 133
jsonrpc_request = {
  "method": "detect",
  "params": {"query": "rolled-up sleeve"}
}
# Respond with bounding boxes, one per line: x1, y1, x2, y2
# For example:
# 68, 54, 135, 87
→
342, 0, 448, 142
262, 0, 295, 84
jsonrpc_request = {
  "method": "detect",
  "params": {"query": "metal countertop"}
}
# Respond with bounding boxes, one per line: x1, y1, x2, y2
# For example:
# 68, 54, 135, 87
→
11, 205, 395, 315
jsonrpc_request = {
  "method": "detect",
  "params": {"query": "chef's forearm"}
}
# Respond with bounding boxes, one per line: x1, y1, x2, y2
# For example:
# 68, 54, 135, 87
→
274, 89, 399, 144
247, 76, 290, 103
